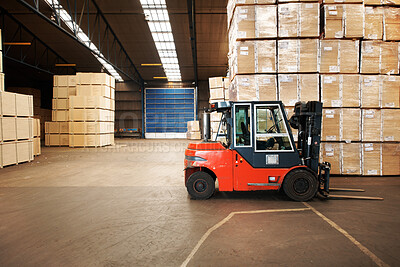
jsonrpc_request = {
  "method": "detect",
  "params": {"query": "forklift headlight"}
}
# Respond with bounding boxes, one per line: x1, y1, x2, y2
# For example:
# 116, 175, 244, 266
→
185, 155, 207, 162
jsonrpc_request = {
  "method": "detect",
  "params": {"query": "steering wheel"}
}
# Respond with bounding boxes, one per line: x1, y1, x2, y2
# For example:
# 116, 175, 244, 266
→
267, 119, 283, 133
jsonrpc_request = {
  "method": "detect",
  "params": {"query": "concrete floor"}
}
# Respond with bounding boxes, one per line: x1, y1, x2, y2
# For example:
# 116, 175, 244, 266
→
0, 139, 399, 266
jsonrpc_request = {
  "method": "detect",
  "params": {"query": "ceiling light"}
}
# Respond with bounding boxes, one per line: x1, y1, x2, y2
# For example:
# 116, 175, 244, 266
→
140, 0, 182, 82
42, 0, 123, 81
141, 63, 163, 66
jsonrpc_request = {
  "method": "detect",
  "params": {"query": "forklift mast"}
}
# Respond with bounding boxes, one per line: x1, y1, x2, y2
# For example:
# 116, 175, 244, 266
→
288, 101, 322, 174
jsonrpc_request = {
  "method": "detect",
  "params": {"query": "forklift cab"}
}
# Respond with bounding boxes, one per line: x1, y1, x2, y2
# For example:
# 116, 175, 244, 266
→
214, 102, 302, 169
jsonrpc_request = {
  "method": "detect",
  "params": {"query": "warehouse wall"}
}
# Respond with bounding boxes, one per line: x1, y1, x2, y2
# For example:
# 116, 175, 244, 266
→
115, 81, 142, 132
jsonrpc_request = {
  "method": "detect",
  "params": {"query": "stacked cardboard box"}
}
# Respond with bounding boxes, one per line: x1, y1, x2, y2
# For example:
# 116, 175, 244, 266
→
0, 92, 35, 168
33, 118, 41, 156
225, 0, 400, 175
45, 73, 115, 148
209, 77, 230, 141
45, 75, 76, 146
187, 121, 201, 140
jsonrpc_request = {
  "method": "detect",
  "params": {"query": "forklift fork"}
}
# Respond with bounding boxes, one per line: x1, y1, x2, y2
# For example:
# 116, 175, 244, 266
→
317, 162, 383, 200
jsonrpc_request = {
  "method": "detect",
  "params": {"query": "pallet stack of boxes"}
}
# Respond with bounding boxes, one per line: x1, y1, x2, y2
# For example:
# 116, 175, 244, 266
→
45, 73, 115, 148
225, 0, 400, 176
208, 77, 230, 140
0, 92, 35, 167
45, 75, 76, 146
187, 121, 201, 140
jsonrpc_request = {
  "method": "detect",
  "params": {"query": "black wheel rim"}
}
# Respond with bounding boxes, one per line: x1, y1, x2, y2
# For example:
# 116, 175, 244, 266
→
293, 178, 309, 194
194, 179, 208, 193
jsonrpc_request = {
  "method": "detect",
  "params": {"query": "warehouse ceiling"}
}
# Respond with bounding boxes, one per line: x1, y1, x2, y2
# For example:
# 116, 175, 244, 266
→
0, 0, 228, 85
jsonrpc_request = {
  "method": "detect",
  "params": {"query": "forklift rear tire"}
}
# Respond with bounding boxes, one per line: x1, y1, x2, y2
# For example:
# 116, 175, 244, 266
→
283, 169, 318, 202
186, 171, 215, 200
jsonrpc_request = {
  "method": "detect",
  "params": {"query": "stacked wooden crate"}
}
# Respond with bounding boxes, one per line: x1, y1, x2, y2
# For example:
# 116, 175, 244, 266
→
45, 73, 115, 148
0, 92, 34, 167
69, 73, 115, 147
187, 121, 201, 140
33, 118, 41, 156
45, 75, 76, 146
225, 0, 400, 175
209, 77, 230, 140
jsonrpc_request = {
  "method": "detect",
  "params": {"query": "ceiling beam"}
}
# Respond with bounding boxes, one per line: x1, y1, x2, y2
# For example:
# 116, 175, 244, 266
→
187, 0, 198, 87
16, 0, 144, 85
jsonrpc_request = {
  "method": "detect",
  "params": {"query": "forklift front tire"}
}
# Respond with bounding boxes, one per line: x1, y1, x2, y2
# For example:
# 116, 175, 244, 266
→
186, 171, 215, 200
283, 169, 318, 202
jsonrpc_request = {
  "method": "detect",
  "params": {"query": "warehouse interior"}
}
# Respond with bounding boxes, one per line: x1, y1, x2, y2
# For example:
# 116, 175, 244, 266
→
0, 0, 400, 266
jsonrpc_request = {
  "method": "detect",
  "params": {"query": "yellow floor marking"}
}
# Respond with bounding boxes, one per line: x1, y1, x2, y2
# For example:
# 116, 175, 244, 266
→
303, 202, 389, 267
180, 207, 311, 267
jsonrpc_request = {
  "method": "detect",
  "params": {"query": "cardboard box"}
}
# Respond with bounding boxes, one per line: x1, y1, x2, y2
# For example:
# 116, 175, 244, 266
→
52, 98, 69, 110
209, 77, 224, 89
321, 75, 341, 107
0, 91, 17, 116
16, 117, 33, 140
322, 109, 340, 141
17, 140, 33, 163
298, 74, 319, 102
384, 7, 400, 41
33, 137, 41, 156
229, 75, 258, 101
53, 86, 75, 99
320, 143, 341, 175
278, 74, 298, 106
381, 42, 399, 75
382, 143, 400, 176
382, 109, 400, 142
365, 7, 383, 40
278, 3, 319, 38
1, 142, 17, 167
229, 5, 277, 41
256, 40, 277, 74
33, 118, 40, 137
324, 4, 364, 38
321, 75, 361, 108
256, 75, 277, 101
361, 41, 399, 75
52, 110, 69, 122
362, 109, 381, 142
69, 134, 109, 147
341, 143, 361, 175
76, 84, 111, 98
45, 121, 59, 134
69, 96, 107, 109
362, 143, 381, 176
341, 109, 361, 141
320, 40, 359, 74
76, 72, 109, 85
361, 75, 380, 108
382, 76, 400, 108
0, 73, 4, 92
342, 75, 361, 108
230, 40, 276, 76
1, 117, 17, 141
54, 75, 76, 87
227, 0, 276, 26
187, 131, 201, 140
187, 121, 200, 132
69, 109, 113, 122
278, 40, 298, 73
210, 88, 225, 101
45, 134, 69, 146
15, 94, 33, 117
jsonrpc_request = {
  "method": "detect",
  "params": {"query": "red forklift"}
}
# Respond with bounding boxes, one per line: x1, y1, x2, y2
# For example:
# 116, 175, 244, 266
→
184, 101, 382, 201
